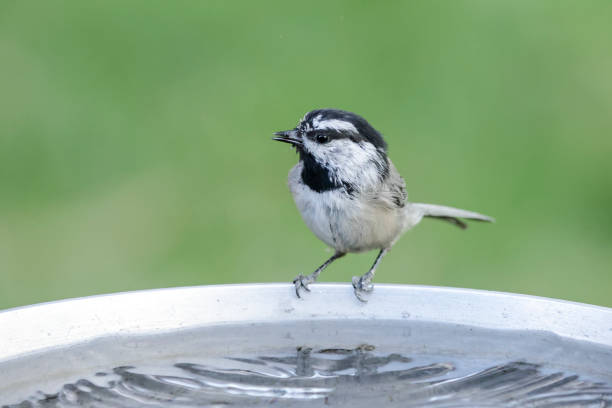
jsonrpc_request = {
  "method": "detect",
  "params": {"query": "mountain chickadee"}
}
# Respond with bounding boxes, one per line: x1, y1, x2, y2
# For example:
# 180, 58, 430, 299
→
273, 109, 493, 302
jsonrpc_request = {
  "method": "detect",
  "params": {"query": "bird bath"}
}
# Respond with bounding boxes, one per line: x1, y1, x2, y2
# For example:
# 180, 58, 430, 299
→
1, 284, 611, 407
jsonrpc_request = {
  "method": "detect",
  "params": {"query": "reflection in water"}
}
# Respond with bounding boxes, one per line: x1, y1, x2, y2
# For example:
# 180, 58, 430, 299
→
6, 345, 612, 407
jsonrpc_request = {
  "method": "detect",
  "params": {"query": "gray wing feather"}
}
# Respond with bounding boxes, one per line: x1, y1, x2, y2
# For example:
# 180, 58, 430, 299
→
370, 161, 407, 209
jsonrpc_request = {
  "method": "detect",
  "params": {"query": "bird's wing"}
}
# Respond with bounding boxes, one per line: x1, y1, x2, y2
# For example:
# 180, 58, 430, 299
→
364, 160, 407, 210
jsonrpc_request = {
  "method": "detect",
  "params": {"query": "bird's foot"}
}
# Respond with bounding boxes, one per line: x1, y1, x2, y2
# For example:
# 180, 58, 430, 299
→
352, 276, 374, 303
293, 274, 315, 298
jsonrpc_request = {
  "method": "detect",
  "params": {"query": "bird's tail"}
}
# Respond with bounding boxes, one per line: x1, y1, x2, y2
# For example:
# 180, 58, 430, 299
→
408, 203, 494, 230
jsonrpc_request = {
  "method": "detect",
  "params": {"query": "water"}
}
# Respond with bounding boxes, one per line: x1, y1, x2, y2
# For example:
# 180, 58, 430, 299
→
8, 351, 612, 407
2, 321, 612, 407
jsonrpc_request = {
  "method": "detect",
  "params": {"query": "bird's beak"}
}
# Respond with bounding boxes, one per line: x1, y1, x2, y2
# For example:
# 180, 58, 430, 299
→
272, 129, 302, 146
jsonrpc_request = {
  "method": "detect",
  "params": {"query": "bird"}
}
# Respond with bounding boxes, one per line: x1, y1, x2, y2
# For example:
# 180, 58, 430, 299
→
273, 109, 493, 302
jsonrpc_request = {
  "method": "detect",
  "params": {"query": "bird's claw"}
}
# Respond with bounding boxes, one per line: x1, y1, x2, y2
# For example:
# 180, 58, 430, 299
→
293, 274, 313, 298
352, 276, 374, 303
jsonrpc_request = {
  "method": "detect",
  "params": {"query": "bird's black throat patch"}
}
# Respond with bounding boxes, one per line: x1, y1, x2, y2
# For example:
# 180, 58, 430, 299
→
299, 150, 354, 195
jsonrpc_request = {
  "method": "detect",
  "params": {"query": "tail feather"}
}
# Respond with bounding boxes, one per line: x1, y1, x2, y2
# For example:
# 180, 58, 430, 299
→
410, 203, 494, 229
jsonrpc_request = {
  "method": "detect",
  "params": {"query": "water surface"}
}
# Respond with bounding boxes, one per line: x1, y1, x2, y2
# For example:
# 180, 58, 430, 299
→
3, 321, 611, 407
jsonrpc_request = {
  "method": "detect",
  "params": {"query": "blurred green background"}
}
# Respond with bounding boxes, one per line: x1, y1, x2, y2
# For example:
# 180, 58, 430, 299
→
1, 1, 611, 310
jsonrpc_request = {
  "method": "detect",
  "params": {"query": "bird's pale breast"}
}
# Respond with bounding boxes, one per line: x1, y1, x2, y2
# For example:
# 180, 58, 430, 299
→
289, 163, 405, 253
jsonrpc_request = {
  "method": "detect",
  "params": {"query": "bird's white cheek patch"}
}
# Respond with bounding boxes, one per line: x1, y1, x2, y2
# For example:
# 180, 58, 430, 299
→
302, 138, 384, 189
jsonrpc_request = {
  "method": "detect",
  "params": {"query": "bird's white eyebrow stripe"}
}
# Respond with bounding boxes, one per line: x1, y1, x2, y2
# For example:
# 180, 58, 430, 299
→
314, 119, 358, 133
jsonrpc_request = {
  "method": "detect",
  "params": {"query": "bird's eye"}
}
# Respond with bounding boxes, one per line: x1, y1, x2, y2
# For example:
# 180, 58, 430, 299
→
315, 133, 329, 144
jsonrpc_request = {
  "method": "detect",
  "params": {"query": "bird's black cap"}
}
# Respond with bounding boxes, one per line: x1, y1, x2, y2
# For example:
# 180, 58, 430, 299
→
299, 109, 388, 152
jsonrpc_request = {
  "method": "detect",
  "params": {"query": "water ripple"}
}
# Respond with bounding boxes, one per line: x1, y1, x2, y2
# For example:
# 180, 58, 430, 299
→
6, 345, 612, 407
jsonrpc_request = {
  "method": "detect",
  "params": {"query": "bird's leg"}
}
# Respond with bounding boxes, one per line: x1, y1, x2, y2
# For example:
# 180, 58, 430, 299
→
352, 248, 388, 302
293, 252, 345, 298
